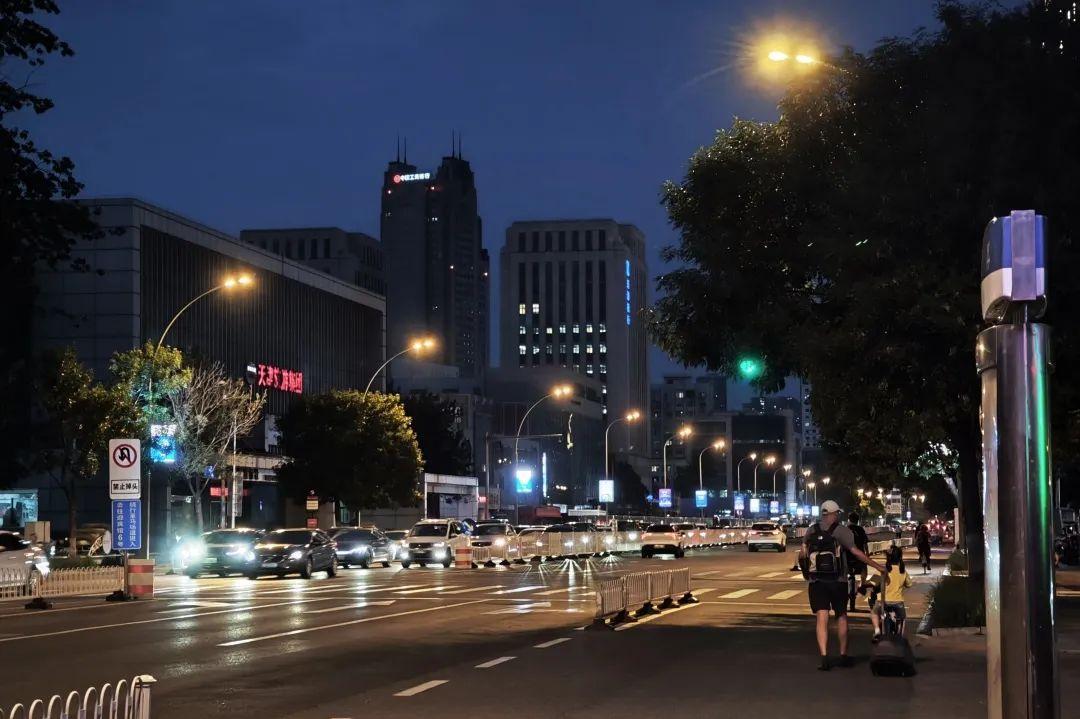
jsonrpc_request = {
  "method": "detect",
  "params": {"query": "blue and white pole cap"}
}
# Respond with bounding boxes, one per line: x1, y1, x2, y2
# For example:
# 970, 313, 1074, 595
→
980, 210, 1047, 322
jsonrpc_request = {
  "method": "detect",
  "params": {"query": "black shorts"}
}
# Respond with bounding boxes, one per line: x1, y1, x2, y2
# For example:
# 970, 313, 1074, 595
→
809, 581, 848, 615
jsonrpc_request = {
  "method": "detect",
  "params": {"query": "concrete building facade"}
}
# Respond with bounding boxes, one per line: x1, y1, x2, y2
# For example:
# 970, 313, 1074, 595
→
239, 227, 385, 297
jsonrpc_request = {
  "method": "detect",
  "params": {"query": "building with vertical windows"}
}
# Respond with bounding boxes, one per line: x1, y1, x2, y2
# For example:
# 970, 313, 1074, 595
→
499, 219, 649, 474
239, 227, 385, 297
381, 145, 489, 386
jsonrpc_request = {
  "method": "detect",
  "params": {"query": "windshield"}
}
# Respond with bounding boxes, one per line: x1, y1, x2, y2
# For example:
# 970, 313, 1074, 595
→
385, 531, 407, 540
646, 524, 674, 533
752, 523, 777, 531
332, 530, 375, 542
675, 524, 695, 530
203, 530, 258, 543
474, 524, 507, 536
262, 530, 311, 545
411, 523, 449, 537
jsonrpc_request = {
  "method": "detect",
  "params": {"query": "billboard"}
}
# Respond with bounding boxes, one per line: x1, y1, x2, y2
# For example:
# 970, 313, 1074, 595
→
658, 488, 673, 508
749, 497, 761, 514
515, 468, 534, 493
694, 490, 708, 508
598, 480, 615, 503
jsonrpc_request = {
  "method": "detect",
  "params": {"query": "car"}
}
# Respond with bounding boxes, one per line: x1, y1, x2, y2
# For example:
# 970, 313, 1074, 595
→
515, 527, 547, 561
401, 519, 471, 568
247, 528, 338, 579
673, 522, 698, 548
0, 530, 50, 593
641, 524, 685, 558
469, 522, 518, 564
329, 526, 394, 568
384, 530, 409, 560
747, 522, 787, 552
180, 528, 263, 577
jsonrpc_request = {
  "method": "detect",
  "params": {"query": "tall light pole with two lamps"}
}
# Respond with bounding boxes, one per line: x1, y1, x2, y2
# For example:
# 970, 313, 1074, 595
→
773, 462, 792, 498
697, 439, 726, 517
753, 454, 777, 496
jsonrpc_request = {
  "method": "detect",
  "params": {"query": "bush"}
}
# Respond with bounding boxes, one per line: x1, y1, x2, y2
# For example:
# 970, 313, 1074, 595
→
946, 547, 968, 573
48, 556, 98, 569
928, 575, 985, 628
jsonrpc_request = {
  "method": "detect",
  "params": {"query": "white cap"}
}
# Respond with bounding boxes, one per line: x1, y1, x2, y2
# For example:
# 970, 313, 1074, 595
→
820, 500, 841, 514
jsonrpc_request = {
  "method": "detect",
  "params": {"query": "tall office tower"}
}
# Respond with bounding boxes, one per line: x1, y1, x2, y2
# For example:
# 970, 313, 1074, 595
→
500, 220, 650, 470
380, 141, 488, 382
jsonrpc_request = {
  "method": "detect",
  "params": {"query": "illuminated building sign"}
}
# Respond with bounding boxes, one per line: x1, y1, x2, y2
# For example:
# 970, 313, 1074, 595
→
392, 172, 431, 183
625, 260, 631, 326
247, 363, 303, 394
149, 423, 178, 464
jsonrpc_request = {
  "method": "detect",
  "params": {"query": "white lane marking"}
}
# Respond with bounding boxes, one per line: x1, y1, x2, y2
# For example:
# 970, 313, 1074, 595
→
394, 680, 448, 697
789, 574, 805, 581
395, 585, 457, 594
304, 600, 396, 614
0, 595, 350, 644
614, 601, 702, 631
767, 590, 802, 600
158, 600, 236, 612
484, 602, 551, 614
718, 589, 760, 599
475, 656, 516, 669
534, 637, 572, 649
692, 587, 716, 597
439, 585, 503, 595
694, 570, 725, 577
218, 600, 486, 646
353, 584, 426, 594
758, 571, 787, 578
494, 585, 545, 595
536, 587, 590, 596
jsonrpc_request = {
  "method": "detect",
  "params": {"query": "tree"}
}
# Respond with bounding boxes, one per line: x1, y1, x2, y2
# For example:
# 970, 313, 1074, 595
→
401, 391, 472, 476
22, 349, 140, 557
1, 1, 105, 484
109, 343, 192, 428
275, 391, 422, 511
649, 1, 1080, 579
168, 364, 265, 532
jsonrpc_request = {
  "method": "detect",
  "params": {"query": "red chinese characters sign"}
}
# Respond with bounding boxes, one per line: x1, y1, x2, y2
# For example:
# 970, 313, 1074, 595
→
251, 363, 303, 394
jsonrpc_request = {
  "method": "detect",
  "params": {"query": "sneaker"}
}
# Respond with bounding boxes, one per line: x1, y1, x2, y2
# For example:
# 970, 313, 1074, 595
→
838, 654, 854, 668
818, 657, 830, 671
871, 632, 882, 644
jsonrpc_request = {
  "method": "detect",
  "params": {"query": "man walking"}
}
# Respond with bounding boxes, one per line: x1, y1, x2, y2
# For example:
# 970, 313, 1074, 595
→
800, 500, 885, 670
846, 511, 869, 611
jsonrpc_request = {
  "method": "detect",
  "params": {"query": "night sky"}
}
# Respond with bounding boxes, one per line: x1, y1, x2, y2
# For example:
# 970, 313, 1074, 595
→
24, 1, 942, 388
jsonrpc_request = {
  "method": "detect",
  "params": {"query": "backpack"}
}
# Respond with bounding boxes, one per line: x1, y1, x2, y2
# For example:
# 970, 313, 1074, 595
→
806, 522, 846, 581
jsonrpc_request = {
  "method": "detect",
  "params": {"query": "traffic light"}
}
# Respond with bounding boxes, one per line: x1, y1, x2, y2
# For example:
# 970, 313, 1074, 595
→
737, 356, 764, 380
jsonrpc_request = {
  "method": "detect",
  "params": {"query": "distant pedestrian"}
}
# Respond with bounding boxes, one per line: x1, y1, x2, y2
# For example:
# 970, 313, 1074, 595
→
800, 500, 885, 671
915, 523, 932, 574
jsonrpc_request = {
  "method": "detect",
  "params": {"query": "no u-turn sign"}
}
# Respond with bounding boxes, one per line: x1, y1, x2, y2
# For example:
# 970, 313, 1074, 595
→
109, 439, 141, 499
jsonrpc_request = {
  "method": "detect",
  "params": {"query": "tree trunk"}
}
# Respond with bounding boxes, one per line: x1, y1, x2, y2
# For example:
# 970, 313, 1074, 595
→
954, 417, 985, 581
67, 487, 78, 560
191, 486, 204, 534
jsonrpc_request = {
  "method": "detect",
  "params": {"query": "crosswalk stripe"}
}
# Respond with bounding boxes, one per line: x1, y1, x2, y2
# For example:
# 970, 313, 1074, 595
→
440, 585, 504, 595
692, 587, 716, 597
789, 574, 805, 581
395, 585, 458, 594
475, 656, 516, 669
766, 590, 802, 600
536, 587, 588, 596
494, 585, 545, 595
304, 600, 396, 614
719, 589, 760, 599
395, 680, 447, 697
353, 584, 426, 594
758, 571, 787, 578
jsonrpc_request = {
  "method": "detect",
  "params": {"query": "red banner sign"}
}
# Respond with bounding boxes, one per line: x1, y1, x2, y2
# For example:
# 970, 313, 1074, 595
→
249, 363, 303, 394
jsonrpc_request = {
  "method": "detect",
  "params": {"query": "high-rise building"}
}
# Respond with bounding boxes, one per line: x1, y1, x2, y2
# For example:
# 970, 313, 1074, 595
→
239, 227, 385, 297
381, 145, 489, 383
500, 219, 649, 471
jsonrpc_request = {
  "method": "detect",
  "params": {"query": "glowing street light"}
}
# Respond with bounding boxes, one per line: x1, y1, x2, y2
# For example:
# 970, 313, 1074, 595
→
364, 336, 438, 395
514, 383, 574, 466
604, 409, 642, 491
662, 424, 693, 489
767, 50, 790, 62
773, 462, 792, 497
753, 454, 777, 497
156, 274, 254, 352
737, 452, 758, 494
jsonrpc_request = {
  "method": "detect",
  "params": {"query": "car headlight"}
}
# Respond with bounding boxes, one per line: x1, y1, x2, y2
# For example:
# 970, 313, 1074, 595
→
432, 547, 447, 558
628, 532, 638, 540
604, 536, 614, 544
536, 541, 544, 547
225, 545, 249, 556
494, 538, 506, 547
432, 542, 446, 547
580, 537, 589, 544
184, 542, 206, 558
244, 550, 255, 562
288, 550, 304, 560
564, 541, 574, 548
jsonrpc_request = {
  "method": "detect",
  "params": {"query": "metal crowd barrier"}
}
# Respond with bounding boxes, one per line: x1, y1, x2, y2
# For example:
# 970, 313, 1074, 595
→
589, 567, 696, 629
868, 537, 914, 555
0, 675, 155, 719
0, 566, 124, 605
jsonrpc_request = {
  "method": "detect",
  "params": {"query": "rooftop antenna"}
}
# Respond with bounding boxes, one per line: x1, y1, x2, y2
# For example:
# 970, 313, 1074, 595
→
457, 132, 462, 159
403, 136, 407, 164
396, 135, 400, 163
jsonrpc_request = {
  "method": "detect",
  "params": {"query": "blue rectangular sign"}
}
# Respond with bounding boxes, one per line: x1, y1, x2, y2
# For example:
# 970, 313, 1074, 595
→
111, 499, 141, 551
658, 488, 673, 509
694, 490, 708, 508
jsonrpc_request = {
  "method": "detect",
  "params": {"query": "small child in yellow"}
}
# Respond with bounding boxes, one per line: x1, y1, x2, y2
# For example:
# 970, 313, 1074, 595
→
869, 545, 912, 641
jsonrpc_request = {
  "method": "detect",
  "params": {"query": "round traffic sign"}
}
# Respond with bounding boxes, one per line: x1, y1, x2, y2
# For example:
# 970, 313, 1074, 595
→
112, 443, 138, 468
102, 530, 113, 555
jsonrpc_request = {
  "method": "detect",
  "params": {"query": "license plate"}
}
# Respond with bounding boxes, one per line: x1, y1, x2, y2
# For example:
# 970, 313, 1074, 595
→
261, 561, 278, 568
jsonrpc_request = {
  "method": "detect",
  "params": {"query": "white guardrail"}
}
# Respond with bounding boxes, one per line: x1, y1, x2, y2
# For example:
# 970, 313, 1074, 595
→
0, 675, 155, 719
590, 567, 696, 628
0, 566, 124, 603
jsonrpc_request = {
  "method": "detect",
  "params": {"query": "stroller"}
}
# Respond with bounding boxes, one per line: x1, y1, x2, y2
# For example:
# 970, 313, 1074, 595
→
869, 567, 917, 677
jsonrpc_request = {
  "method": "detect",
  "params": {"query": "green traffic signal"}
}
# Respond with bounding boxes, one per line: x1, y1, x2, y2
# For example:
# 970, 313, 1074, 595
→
737, 357, 764, 380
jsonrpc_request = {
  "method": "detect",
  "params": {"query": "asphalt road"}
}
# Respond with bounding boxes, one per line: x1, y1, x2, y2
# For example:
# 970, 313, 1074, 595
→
1, 546, 1077, 718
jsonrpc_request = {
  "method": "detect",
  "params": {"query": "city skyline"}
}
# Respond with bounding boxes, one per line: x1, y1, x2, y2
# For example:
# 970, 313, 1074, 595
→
19, 1, 941, 379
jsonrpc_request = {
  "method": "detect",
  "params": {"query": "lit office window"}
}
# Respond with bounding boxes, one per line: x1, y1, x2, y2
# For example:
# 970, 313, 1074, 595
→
518, 304, 526, 315
558, 324, 566, 334
560, 344, 567, 353
598, 323, 607, 333
599, 344, 607, 353
519, 345, 527, 355
586, 365, 594, 375
586, 345, 594, 354
572, 324, 580, 334
519, 326, 526, 335
599, 364, 607, 374
532, 302, 540, 313
573, 345, 580, 354
586, 323, 594, 333
532, 346, 540, 355
545, 327, 553, 335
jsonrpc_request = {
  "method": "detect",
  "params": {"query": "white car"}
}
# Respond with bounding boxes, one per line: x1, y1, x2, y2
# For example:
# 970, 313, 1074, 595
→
0, 530, 50, 593
469, 522, 518, 565
641, 524, 685, 558
747, 522, 787, 552
401, 519, 471, 568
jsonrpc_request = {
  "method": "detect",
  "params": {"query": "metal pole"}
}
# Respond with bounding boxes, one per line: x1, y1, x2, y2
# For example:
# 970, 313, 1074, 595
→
977, 321, 1057, 719
662, 439, 670, 489
484, 435, 492, 521
753, 461, 761, 497
230, 412, 237, 529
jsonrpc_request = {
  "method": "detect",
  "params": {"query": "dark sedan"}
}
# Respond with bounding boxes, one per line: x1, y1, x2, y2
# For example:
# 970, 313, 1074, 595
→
329, 526, 394, 568
182, 528, 263, 577
247, 528, 338, 580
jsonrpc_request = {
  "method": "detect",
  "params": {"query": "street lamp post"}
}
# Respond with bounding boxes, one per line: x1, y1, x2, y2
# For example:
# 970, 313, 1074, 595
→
801, 468, 812, 504
511, 384, 573, 525
753, 455, 776, 497
150, 273, 254, 556
604, 410, 641, 495
736, 453, 758, 494
821, 476, 831, 502
662, 425, 693, 490
363, 337, 437, 396
808, 481, 817, 506
773, 463, 792, 498
697, 439, 727, 518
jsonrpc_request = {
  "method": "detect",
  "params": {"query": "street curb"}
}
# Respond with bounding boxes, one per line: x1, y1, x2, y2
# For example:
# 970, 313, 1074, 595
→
931, 626, 985, 637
